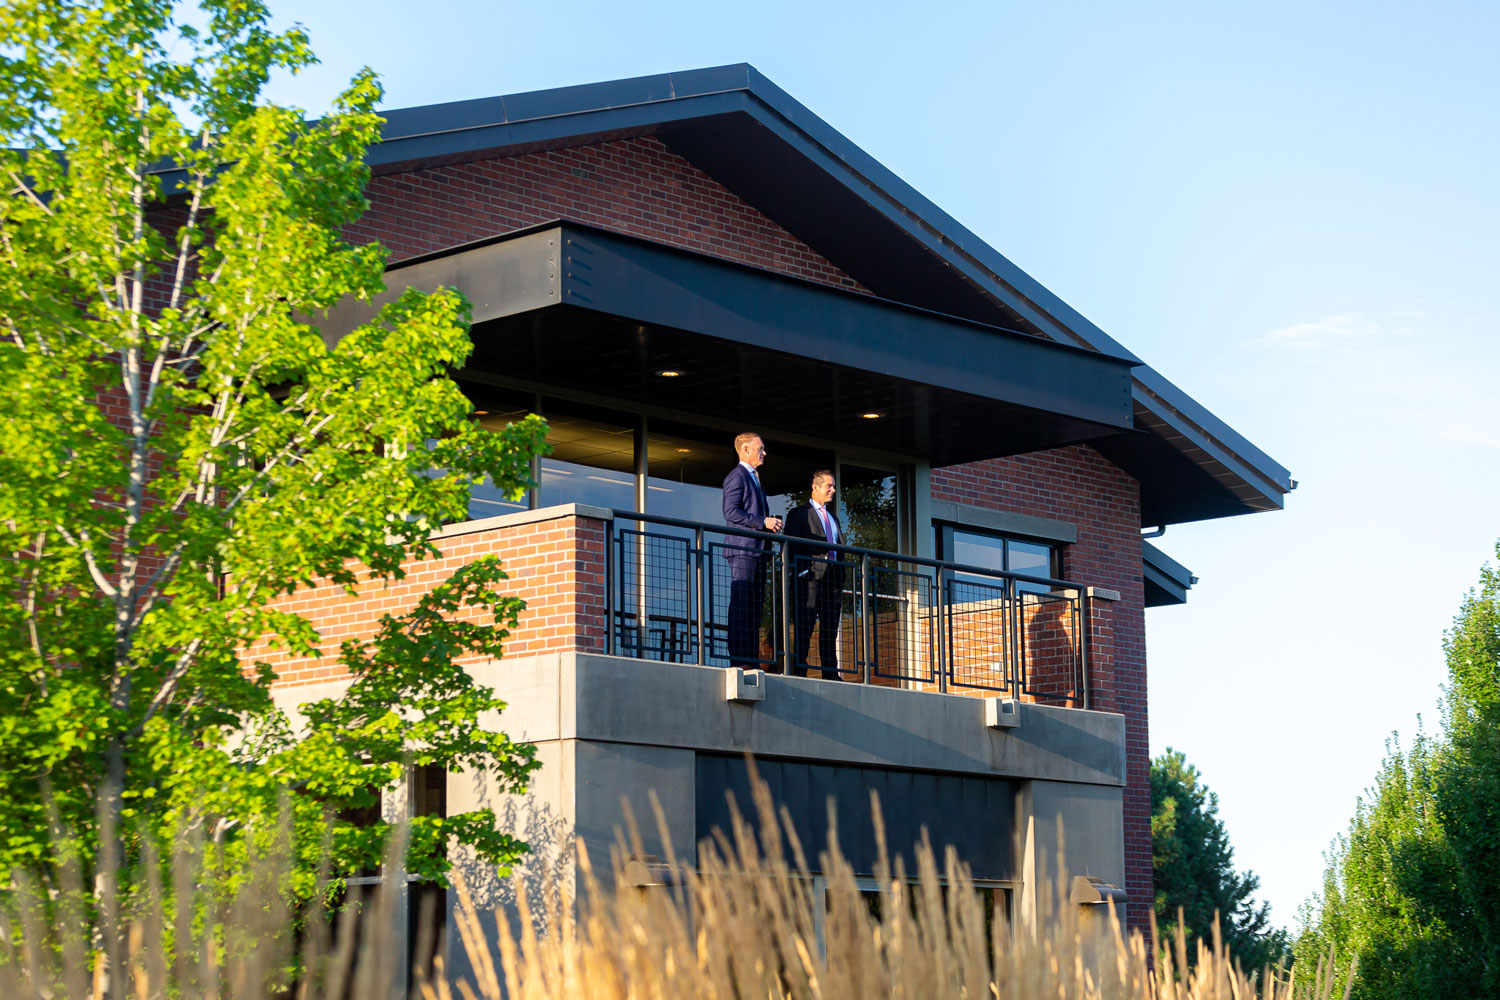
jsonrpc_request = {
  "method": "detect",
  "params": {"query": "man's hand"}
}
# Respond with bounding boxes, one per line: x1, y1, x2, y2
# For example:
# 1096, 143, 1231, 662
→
764, 516, 783, 533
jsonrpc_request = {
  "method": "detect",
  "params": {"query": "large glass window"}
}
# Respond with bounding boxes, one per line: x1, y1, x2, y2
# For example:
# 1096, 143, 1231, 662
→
839, 464, 899, 553
464, 386, 534, 521
643, 422, 733, 526
534, 398, 637, 511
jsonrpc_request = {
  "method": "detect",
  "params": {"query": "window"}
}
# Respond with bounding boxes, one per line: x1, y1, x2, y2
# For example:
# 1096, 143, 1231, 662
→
533, 398, 638, 510
936, 525, 1062, 594
463, 384, 535, 520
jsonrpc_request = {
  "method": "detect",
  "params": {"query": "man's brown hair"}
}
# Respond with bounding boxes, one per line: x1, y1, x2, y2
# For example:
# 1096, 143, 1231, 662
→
733, 431, 762, 454
810, 469, 835, 489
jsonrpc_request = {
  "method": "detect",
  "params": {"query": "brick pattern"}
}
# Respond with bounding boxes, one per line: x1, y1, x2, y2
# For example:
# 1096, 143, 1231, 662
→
348, 136, 867, 291
930, 445, 1152, 941
249, 515, 606, 687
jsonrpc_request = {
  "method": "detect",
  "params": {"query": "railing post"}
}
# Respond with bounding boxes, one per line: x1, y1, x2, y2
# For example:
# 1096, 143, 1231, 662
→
636, 520, 648, 656
1077, 589, 1090, 710
1008, 578, 1022, 698
604, 518, 615, 657
779, 539, 794, 674
934, 567, 948, 694
860, 552, 873, 685
694, 526, 706, 666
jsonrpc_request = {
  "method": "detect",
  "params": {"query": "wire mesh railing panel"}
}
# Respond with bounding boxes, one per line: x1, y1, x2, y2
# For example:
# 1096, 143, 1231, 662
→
706, 540, 780, 671
944, 575, 1015, 693
1018, 590, 1082, 704
865, 564, 936, 684
786, 549, 859, 680
615, 529, 699, 662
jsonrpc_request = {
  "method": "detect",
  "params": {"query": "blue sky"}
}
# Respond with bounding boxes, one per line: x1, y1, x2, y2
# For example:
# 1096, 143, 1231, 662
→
255, 0, 1500, 928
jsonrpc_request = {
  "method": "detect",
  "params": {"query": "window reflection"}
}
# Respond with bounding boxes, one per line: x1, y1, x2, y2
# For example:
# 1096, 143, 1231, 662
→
464, 388, 533, 521
535, 400, 637, 511
839, 465, 898, 553
644, 426, 731, 525
945, 528, 1060, 593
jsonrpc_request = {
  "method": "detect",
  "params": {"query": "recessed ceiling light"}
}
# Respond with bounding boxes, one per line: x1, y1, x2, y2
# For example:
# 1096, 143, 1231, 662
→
655, 369, 683, 378
860, 412, 883, 420
473, 410, 490, 416
675, 447, 692, 453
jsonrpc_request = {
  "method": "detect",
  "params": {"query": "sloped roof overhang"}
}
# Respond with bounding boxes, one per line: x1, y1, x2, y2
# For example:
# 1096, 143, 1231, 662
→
316, 222, 1138, 465
361, 65, 1294, 525
1143, 540, 1196, 607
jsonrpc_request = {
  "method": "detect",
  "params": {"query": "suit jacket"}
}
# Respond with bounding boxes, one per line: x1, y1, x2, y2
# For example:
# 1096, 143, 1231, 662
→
784, 502, 844, 582
721, 464, 771, 555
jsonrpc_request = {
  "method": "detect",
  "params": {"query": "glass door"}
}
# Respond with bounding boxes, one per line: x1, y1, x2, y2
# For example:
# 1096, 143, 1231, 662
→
839, 462, 927, 686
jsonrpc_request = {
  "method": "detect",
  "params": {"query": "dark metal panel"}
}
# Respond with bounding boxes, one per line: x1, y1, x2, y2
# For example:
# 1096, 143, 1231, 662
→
558, 226, 1135, 431
780, 761, 814, 862
310, 228, 560, 348
313, 221, 1138, 464
697, 755, 1017, 880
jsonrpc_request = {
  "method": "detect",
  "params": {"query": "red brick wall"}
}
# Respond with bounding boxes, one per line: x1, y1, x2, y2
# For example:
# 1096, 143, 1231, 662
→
251, 513, 606, 688
348, 136, 867, 292
930, 445, 1152, 941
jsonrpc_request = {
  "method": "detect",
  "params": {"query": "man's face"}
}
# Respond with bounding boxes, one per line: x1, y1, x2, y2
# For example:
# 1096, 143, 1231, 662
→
739, 436, 766, 468
811, 475, 835, 505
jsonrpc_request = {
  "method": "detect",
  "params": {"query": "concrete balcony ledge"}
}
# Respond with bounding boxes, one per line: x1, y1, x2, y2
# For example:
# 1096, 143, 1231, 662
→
471, 651, 1127, 787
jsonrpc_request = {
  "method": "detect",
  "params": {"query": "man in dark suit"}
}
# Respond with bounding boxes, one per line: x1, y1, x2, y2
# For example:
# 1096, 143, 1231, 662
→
721, 432, 782, 669
783, 469, 844, 680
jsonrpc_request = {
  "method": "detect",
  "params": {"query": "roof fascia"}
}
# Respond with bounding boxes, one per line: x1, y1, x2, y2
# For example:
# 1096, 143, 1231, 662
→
1142, 540, 1193, 606
1142, 539, 1195, 588
1133, 368, 1293, 504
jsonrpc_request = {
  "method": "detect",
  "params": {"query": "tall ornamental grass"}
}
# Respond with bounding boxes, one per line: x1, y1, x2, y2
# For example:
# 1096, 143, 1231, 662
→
2, 778, 1351, 999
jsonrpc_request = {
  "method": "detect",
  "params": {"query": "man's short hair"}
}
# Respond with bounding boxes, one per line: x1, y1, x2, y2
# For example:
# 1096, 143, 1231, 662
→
733, 431, 762, 454
810, 469, 835, 488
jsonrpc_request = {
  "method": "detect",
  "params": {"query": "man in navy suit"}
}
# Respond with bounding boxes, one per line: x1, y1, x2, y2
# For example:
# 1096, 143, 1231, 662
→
722, 432, 782, 669
783, 469, 844, 680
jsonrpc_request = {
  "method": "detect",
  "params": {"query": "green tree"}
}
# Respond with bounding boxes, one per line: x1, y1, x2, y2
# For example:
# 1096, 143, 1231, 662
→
1295, 544, 1500, 998
0, 0, 548, 936
1152, 748, 1288, 972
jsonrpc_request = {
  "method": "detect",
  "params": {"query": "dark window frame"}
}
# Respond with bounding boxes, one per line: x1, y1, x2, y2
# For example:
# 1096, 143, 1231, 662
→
934, 522, 1065, 582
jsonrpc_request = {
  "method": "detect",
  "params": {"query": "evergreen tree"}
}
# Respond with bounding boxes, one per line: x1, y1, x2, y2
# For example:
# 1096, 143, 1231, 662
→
1152, 748, 1288, 971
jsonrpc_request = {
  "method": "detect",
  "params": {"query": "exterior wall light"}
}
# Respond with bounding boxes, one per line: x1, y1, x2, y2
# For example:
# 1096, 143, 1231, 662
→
860, 412, 883, 419
655, 369, 684, 377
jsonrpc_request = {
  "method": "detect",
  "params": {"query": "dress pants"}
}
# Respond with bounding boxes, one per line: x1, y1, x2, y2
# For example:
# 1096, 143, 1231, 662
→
793, 571, 843, 679
726, 551, 769, 668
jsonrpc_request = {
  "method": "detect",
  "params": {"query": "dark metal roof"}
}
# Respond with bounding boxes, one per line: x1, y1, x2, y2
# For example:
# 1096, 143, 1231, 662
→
1143, 540, 1197, 607
367, 65, 1294, 525
316, 222, 1137, 465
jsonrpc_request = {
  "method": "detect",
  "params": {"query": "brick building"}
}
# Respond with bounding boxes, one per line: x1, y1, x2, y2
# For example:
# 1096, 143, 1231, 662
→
273, 65, 1292, 976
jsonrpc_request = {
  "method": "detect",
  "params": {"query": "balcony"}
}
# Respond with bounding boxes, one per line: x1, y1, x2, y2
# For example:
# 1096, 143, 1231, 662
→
605, 511, 1111, 709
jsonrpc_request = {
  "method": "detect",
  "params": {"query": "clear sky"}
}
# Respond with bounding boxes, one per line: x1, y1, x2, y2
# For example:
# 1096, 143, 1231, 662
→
253, 0, 1500, 930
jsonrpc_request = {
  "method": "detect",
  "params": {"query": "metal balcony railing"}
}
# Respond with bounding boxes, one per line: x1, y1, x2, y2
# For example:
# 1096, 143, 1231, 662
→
603, 511, 1096, 708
